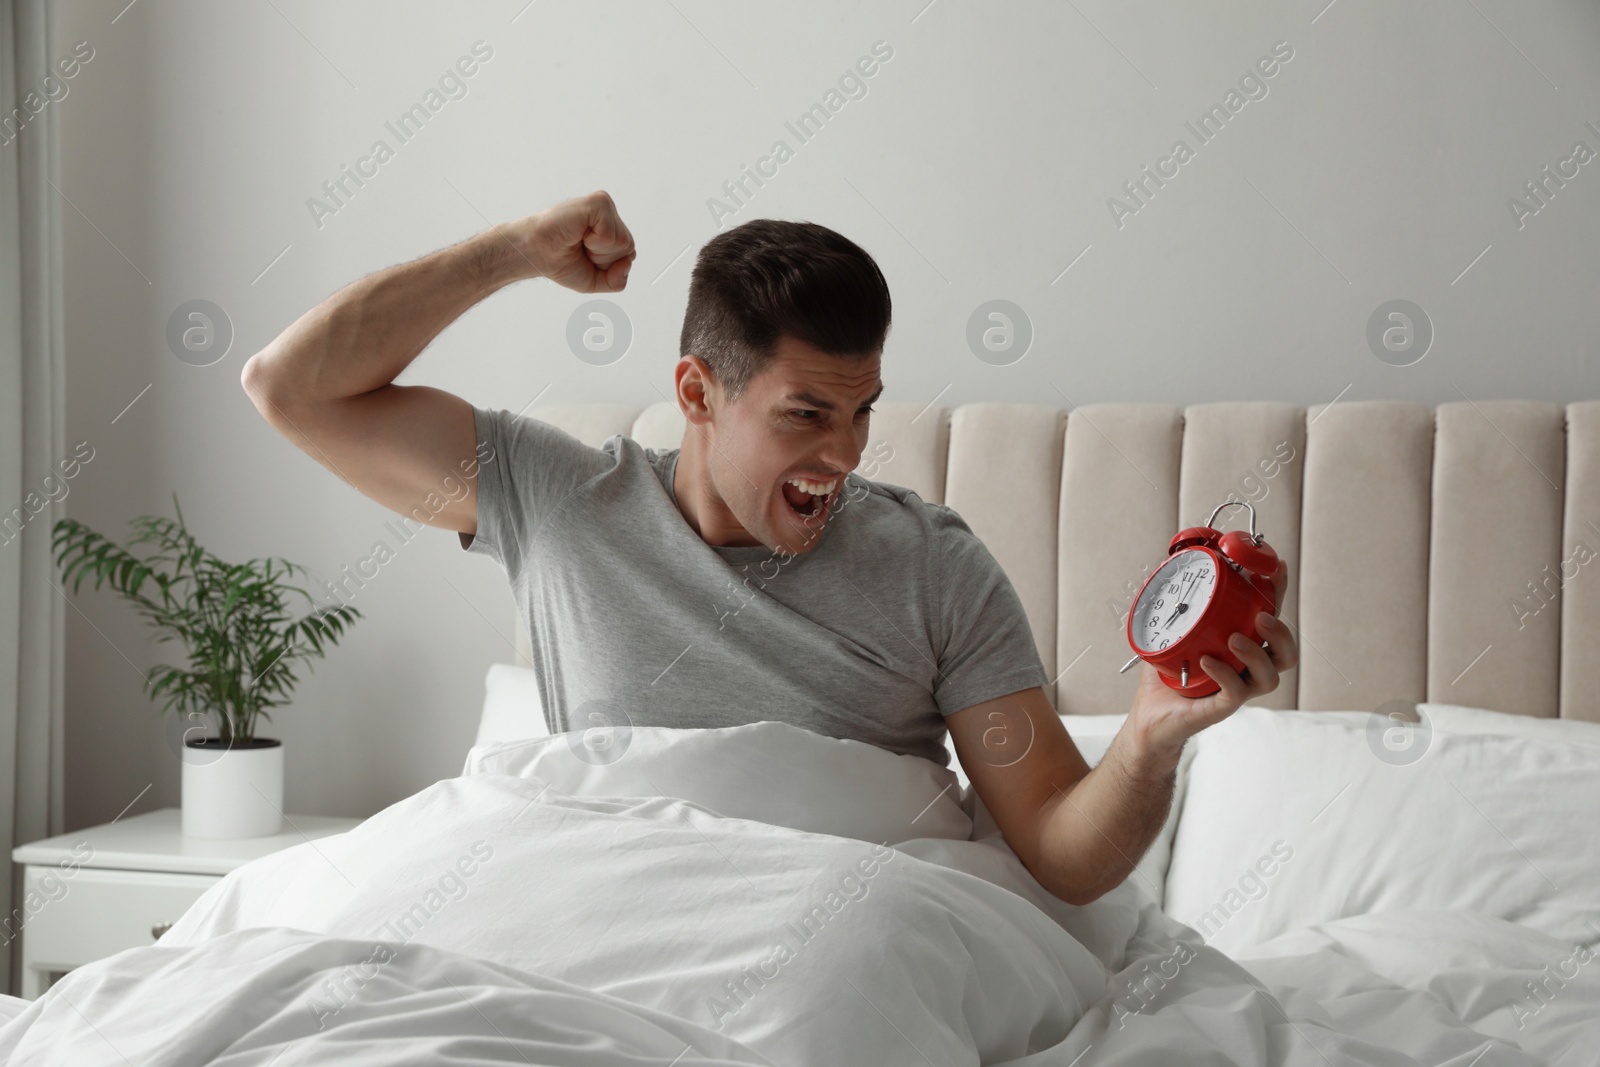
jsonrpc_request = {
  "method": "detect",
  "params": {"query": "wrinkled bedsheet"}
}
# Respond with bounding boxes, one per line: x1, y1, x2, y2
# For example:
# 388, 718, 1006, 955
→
0, 726, 1589, 1065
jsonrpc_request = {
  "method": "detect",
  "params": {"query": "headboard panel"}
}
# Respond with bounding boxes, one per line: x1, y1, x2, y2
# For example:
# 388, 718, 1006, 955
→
1297, 401, 1432, 712
1429, 401, 1565, 717
857, 398, 949, 504
942, 404, 1066, 676
508, 398, 1599, 722
1055, 405, 1181, 717
1563, 403, 1600, 721
1174, 403, 1306, 711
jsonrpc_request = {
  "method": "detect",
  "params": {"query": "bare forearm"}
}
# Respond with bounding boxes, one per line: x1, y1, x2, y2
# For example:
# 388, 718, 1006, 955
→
244, 225, 537, 404
1034, 730, 1180, 905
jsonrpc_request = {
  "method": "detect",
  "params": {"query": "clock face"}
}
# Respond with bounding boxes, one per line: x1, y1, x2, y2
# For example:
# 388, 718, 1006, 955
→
1132, 549, 1218, 653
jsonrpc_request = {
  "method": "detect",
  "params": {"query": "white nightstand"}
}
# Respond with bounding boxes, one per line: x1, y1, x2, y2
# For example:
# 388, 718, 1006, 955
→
9, 807, 360, 999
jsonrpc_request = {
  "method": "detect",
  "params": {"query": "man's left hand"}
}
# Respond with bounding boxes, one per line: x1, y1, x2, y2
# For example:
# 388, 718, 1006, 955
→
1125, 558, 1299, 768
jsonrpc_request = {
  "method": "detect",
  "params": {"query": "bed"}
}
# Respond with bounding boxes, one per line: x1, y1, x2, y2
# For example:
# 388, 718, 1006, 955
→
4, 399, 1597, 1065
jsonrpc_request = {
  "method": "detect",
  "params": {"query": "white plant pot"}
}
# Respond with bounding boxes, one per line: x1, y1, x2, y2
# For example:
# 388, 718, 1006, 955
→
181, 738, 284, 839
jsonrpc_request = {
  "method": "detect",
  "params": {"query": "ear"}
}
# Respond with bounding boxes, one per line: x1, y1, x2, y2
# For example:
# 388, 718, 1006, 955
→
675, 355, 718, 426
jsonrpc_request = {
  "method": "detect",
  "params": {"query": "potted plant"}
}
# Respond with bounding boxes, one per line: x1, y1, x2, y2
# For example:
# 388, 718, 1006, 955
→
52, 494, 361, 839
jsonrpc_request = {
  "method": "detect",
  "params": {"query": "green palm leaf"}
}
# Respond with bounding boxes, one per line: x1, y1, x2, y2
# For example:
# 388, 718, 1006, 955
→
52, 492, 363, 742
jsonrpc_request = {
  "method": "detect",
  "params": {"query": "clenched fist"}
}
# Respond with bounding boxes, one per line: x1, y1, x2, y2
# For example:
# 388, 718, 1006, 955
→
500, 190, 637, 294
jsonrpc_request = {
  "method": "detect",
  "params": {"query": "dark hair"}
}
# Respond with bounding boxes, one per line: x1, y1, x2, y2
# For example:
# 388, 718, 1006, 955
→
679, 219, 892, 399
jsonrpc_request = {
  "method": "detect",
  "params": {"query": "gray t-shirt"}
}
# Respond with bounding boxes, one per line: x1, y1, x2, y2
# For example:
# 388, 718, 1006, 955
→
459, 405, 1047, 768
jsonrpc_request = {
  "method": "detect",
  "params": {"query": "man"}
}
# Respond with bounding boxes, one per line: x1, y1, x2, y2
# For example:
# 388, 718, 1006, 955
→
242, 190, 1298, 907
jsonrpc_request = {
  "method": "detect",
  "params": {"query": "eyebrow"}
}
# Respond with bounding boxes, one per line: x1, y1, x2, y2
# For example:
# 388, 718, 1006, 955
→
784, 381, 885, 411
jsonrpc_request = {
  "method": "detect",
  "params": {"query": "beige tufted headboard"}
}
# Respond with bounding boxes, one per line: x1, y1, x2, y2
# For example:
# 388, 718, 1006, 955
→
510, 400, 1600, 723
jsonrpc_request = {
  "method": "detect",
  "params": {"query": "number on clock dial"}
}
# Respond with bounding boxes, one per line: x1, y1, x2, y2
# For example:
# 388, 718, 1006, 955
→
1133, 550, 1216, 652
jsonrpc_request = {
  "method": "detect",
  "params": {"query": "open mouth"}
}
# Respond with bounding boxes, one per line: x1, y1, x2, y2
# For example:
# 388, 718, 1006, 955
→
780, 476, 840, 523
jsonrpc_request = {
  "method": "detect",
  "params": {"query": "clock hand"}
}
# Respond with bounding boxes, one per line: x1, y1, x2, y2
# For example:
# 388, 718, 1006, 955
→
1163, 572, 1203, 625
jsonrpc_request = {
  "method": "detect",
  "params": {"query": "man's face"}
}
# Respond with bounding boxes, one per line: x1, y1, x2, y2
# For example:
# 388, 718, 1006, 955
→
692, 337, 882, 556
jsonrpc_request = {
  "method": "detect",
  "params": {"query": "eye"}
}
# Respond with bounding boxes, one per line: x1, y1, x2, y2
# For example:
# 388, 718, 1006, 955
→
790, 409, 819, 421
856, 405, 875, 418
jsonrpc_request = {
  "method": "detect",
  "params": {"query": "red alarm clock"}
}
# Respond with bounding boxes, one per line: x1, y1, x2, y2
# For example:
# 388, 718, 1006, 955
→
1120, 500, 1280, 698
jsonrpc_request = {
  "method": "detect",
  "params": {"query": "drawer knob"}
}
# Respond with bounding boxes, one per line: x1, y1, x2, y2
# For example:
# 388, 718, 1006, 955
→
151, 922, 173, 940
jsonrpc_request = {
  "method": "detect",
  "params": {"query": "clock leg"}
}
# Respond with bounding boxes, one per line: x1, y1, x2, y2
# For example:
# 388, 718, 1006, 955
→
1157, 666, 1222, 698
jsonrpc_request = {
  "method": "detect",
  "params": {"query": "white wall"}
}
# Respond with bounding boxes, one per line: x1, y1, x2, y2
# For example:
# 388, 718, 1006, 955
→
50, 0, 1600, 828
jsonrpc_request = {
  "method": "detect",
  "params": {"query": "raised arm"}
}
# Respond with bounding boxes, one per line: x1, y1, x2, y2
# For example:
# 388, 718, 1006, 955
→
240, 190, 636, 535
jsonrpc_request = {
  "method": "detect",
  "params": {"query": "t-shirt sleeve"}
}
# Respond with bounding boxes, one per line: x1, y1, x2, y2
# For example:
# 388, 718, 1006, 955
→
458, 404, 616, 581
928, 507, 1051, 716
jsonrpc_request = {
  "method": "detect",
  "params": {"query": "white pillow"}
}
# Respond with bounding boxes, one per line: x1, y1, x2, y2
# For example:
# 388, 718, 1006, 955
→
1420, 700, 1600, 746
464, 719, 972, 845
949, 712, 1192, 910
474, 664, 548, 748
1163, 705, 1600, 958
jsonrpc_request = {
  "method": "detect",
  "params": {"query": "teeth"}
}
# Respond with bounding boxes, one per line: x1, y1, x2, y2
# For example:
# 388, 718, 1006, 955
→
786, 477, 838, 497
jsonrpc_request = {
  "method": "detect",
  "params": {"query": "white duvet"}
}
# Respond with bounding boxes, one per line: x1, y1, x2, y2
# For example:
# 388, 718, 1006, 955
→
0, 720, 1591, 1065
